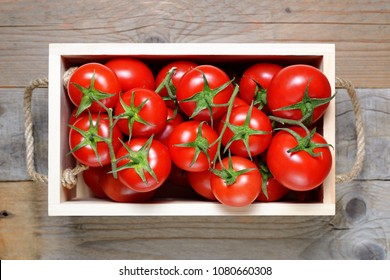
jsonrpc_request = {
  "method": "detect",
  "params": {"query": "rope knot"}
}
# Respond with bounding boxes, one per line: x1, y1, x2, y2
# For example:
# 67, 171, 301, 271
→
61, 164, 89, 189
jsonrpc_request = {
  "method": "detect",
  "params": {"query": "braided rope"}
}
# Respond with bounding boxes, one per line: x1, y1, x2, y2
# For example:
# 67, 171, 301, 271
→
24, 78, 49, 184
24, 76, 87, 189
335, 77, 366, 183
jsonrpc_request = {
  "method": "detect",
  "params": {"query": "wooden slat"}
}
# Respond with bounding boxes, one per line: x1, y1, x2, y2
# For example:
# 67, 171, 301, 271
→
0, 0, 388, 87
0, 180, 388, 259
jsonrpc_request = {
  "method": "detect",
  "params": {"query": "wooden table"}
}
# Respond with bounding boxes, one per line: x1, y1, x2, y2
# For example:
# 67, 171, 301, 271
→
1, 0, 389, 260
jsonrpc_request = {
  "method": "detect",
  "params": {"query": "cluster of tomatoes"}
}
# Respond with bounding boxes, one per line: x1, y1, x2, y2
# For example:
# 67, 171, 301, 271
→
66, 57, 334, 207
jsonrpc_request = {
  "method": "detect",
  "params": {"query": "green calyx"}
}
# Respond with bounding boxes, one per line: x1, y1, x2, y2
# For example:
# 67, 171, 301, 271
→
274, 79, 335, 125
115, 91, 152, 140
72, 72, 115, 117
114, 136, 158, 185
277, 127, 332, 157
222, 102, 270, 159
250, 78, 268, 110
155, 66, 177, 100
154, 67, 180, 120
180, 69, 233, 126
212, 154, 256, 186
68, 113, 108, 166
174, 121, 212, 168
257, 158, 272, 200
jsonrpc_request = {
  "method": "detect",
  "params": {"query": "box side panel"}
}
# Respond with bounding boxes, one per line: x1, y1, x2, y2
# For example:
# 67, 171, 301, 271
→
322, 48, 336, 206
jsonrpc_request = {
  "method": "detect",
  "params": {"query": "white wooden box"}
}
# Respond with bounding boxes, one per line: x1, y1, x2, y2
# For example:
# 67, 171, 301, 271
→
48, 43, 335, 216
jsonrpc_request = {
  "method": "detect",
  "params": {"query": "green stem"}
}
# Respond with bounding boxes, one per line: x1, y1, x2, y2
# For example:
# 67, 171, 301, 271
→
268, 115, 310, 136
94, 99, 119, 179
211, 84, 239, 168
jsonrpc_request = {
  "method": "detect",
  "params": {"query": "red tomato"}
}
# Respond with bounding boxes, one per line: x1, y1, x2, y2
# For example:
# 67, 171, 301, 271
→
168, 121, 218, 172
232, 97, 249, 108
114, 88, 167, 137
105, 57, 155, 92
154, 108, 184, 147
267, 64, 332, 124
187, 170, 217, 201
67, 63, 121, 114
82, 167, 109, 199
176, 65, 233, 122
219, 105, 273, 158
266, 126, 332, 191
166, 163, 191, 188
239, 63, 282, 111
211, 156, 261, 207
100, 167, 157, 203
212, 97, 249, 131
155, 60, 198, 108
116, 138, 171, 192
69, 113, 122, 167
256, 177, 289, 202
83, 165, 156, 202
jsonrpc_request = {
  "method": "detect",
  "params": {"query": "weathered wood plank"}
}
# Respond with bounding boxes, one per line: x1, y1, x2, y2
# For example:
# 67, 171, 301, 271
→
0, 0, 389, 87
0, 88, 47, 181
1, 88, 388, 181
336, 88, 390, 180
0, 180, 388, 259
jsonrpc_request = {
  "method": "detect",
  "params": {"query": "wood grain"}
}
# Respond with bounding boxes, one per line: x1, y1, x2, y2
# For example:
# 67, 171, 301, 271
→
0, 180, 388, 259
0, 0, 389, 88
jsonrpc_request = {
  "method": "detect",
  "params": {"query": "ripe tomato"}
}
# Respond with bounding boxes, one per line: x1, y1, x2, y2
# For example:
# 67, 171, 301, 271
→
105, 57, 155, 92
82, 166, 109, 199
100, 167, 157, 203
219, 105, 273, 158
187, 169, 217, 201
239, 63, 282, 111
256, 177, 289, 202
155, 60, 198, 108
83, 165, 156, 202
69, 113, 122, 167
176, 65, 233, 122
114, 88, 167, 137
168, 121, 218, 172
266, 126, 332, 191
154, 108, 184, 147
67, 63, 121, 115
211, 156, 261, 207
116, 137, 171, 192
267, 64, 332, 124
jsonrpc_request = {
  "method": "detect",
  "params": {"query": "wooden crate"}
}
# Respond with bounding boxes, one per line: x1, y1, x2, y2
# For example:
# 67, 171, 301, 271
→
48, 43, 335, 216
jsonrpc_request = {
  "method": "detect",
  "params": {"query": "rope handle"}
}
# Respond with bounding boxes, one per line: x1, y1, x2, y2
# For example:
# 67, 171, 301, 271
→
335, 77, 366, 183
23, 75, 88, 188
24, 76, 365, 187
